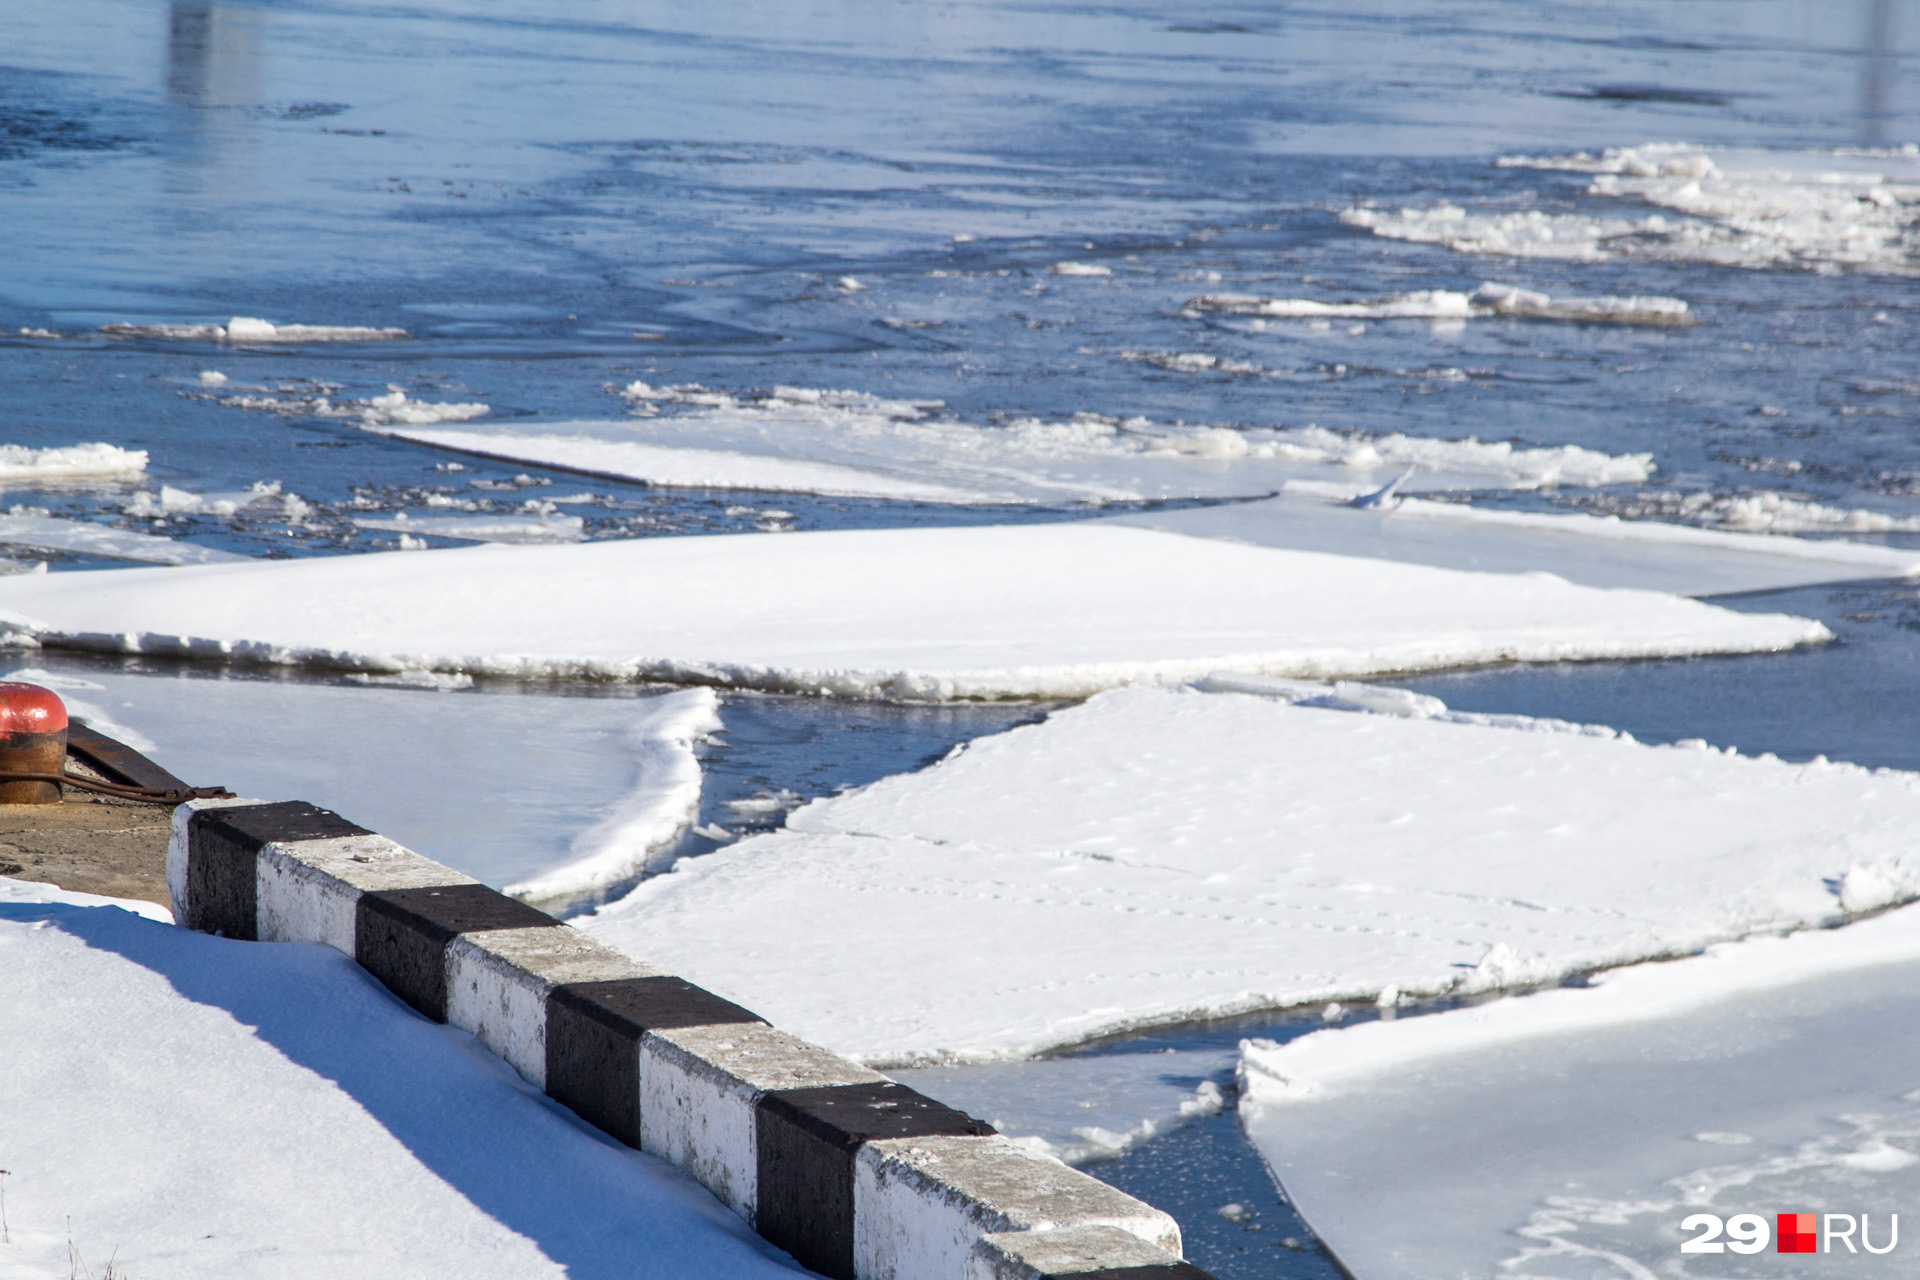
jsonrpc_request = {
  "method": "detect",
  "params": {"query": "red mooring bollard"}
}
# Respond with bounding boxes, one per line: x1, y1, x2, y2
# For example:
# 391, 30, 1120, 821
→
0, 682, 67, 804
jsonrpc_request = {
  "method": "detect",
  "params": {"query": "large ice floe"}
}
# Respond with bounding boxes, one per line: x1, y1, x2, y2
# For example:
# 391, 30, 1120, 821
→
99, 316, 408, 341
355, 381, 1652, 503
1187, 282, 1692, 325
579, 680, 1919, 1063
1111, 489, 1920, 596
1240, 905, 1920, 1279
0, 877, 799, 1280
1344, 143, 1920, 273
0, 509, 249, 566
0, 524, 1824, 695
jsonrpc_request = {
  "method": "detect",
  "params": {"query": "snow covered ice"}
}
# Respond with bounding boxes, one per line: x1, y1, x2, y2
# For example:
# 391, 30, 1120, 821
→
580, 682, 1920, 1063
0, 878, 803, 1280
1240, 904, 1920, 1279
1188, 283, 1692, 325
349, 380, 1656, 503
0, 525, 1825, 697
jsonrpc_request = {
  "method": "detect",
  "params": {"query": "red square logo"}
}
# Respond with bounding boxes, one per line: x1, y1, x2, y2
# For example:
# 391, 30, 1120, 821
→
1778, 1213, 1817, 1253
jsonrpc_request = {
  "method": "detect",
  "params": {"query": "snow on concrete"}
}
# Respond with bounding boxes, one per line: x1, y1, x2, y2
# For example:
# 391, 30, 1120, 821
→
0, 524, 1825, 697
0, 878, 802, 1280
1240, 906, 1920, 1279
3, 665, 700, 893
0, 442, 147, 482
1345, 143, 1920, 272
506, 688, 722, 907
1108, 488, 1920, 596
99, 316, 409, 341
355, 381, 1653, 503
0, 510, 248, 566
581, 683, 1920, 1063
1188, 282, 1691, 325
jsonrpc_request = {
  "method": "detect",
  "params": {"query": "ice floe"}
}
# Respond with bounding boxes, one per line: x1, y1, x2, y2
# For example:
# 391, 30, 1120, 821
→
1240, 905, 1920, 1279
99, 316, 409, 341
1189, 282, 1691, 324
356, 381, 1652, 502
1110, 488, 1920, 596
0, 524, 1823, 695
0, 442, 147, 483
506, 687, 721, 907
0, 879, 797, 1280
352, 511, 586, 544
0, 509, 247, 566
1345, 143, 1920, 273
4, 665, 713, 891
578, 678, 1917, 1063
1575, 487, 1920, 535
122, 480, 311, 523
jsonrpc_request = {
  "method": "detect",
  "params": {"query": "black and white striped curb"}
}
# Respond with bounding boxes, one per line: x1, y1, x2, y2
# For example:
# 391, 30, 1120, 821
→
168, 797, 1214, 1280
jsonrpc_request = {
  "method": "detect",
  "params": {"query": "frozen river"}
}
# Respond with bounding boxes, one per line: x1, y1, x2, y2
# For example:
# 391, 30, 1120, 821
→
5, 2, 1920, 1277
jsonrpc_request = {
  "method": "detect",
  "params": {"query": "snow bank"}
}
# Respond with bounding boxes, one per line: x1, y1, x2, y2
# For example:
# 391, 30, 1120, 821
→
100, 316, 408, 341
1109, 488, 1920, 596
0, 881, 799, 1279
1238, 907, 1920, 1280
0, 524, 1823, 696
349, 380, 1652, 502
579, 681, 1913, 1063
0, 510, 248, 565
1345, 143, 1920, 273
506, 687, 722, 906
0, 442, 147, 482
1189, 283, 1690, 325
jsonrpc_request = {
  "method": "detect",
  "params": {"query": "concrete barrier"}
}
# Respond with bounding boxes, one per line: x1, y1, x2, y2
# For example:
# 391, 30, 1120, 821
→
169, 797, 1212, 1280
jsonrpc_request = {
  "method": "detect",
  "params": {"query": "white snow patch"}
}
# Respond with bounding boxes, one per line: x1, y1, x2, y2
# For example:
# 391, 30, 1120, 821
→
0, 524, 1823, 697
0, 443, 147, 483
579, 681, 1906, 1063
1345, 143, 1920, 273
506, 688, 722, 906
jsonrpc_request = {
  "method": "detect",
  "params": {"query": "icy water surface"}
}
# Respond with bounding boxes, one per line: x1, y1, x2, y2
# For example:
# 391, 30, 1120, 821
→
8, 2, 1920, 1277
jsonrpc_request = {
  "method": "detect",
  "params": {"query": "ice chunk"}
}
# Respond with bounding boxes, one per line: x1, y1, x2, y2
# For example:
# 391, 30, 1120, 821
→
358, 389, 490, 427
352, 512, 586, 544
0, 443, 147, 483
1345, 144, 1920, 273
99, 317, 409, 341
1049, 260, 1111, 275
506, 688, 722, 907
0, 524, 1824, 697
578, 681, 1914, 1063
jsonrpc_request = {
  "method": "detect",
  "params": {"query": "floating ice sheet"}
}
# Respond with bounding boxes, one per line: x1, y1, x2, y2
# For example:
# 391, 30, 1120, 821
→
580, 681, 1918, 1063
1240, 907, 1920, 1279
3, 665, 701, 891
1345, 144, 1920, 273
99, 316, 408, 342
353, 511, 586, 544
0, 510, 247, 565
0, 880, 797, 1280
0, 524, 1823, 696
1107, 489, 1920, 596
1188, 282, 1691, 325
358, 380, 1652, 503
